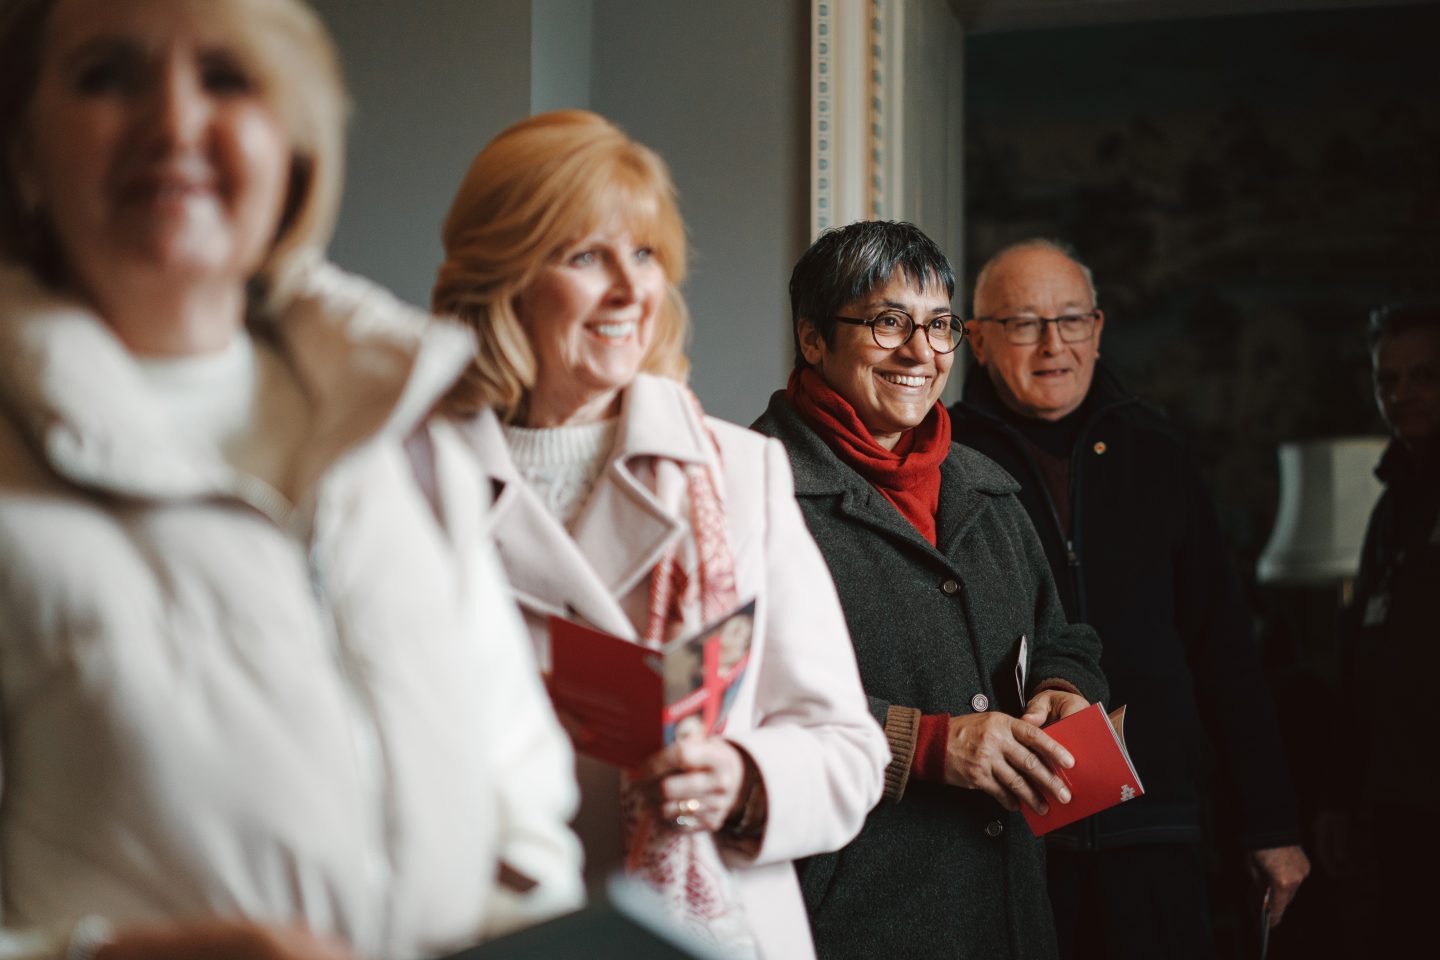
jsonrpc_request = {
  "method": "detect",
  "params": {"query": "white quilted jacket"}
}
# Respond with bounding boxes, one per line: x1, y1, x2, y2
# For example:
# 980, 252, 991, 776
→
0, 263, 582, 959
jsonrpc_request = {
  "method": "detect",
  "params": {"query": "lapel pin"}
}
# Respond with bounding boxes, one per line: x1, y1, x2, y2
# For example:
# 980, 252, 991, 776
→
1093, 441, 1107, 455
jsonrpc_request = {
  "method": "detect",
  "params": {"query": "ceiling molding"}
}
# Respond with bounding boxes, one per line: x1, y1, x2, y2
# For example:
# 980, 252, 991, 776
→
949, 0, 1432, 33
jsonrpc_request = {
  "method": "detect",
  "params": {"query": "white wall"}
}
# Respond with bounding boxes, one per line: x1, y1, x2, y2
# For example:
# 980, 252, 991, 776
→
307, 0, 534, 308
898, 0, 968, 402
531, 0, 593, 113
899, 0, 966, 285
591, 1, 810, 423
307, 1, 814, 423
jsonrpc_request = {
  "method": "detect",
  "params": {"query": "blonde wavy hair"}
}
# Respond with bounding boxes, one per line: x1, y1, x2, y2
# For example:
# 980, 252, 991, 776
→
0, 0, 346, 301
433, 109, 690, 422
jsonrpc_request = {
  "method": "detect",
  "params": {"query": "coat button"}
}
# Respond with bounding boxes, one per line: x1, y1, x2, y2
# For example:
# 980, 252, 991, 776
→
970, 693, 990, 712
984, 819, 1004, 837
941, 578, 960, 595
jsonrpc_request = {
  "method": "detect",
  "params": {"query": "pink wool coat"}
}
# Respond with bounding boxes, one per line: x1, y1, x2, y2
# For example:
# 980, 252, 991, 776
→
458, 373, 890, 960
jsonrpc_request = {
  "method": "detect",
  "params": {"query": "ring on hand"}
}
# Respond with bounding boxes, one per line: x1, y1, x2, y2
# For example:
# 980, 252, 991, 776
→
674, 814, 700, 830
677, 798, 701, 816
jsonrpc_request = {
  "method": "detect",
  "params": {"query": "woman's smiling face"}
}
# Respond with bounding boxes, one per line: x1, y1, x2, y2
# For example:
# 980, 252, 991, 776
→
799, 268, 955, 449
17, 0, 292, 307
517, 220, 668, 427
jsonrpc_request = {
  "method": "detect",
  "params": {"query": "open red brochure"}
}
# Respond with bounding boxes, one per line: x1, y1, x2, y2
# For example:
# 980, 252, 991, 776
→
545, 600, 756, 769
1021, 703, 1144, 836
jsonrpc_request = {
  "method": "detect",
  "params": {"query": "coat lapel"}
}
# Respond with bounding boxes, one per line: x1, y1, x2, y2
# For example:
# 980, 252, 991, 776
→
567, 457, 681, 604
935, 445, 1023, 559
459, 376, 712, 641
570, 375, 716, 599
456, 409, 637, 639
279, 263, 476, 504
934, 456, 976, 558
762, 392, 948, 561
833, 482, 942, 560
0, 261, 468, 519
757, 391, 1019, 576
0, 264, 235, 501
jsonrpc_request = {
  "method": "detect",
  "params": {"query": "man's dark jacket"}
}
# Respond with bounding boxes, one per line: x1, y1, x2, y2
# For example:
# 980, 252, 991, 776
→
950, 363, 1299, 852
752, 392, 1107, 960
1347, 439, 1440, 810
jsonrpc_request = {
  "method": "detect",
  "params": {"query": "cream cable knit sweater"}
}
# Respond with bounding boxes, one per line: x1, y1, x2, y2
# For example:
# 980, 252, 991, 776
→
502, 418, 618, 529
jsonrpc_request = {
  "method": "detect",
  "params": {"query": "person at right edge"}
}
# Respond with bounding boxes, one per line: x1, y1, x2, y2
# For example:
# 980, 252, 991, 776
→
951, 239, 1309, 960
1326, 302, 1440, 957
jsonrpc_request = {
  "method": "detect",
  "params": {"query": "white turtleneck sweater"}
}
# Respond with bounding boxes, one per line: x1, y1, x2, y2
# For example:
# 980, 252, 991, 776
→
133, 331, 309, 499
502, 418, 618, 529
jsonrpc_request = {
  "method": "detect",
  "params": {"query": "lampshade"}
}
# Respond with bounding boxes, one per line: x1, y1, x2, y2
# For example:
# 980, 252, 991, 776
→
1256, 436, 1388, 584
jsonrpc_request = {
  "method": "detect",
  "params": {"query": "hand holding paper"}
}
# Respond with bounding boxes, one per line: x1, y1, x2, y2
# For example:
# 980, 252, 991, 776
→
545, 601, 756, 769
1020, 688, 1089, 727
944, 712, 1076, 815
1021, 703, 1145, 836
633, 737, 747, 834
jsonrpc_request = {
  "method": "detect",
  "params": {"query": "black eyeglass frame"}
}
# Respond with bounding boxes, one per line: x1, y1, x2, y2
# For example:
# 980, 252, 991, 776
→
970, 310, 1101, 346
830, 310, 967, 355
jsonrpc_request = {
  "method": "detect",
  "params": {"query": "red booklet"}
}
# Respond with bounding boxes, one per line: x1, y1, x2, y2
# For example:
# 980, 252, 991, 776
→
545, 601, 756, 769
1021, 703, 1144, 836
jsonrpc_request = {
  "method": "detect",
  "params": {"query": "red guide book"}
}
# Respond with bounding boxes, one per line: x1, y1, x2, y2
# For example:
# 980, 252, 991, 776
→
545, 601, 755, 769
1022, 703, 1144, 836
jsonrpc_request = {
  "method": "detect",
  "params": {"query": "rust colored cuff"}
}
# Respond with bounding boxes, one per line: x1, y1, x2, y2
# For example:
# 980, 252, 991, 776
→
882, 705, 921, 802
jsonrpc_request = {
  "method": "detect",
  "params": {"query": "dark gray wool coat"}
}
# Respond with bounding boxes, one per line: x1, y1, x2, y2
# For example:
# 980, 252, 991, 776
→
752, 392, 1108, 960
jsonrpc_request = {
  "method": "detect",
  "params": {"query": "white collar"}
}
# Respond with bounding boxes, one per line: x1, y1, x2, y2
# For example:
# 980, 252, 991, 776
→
0, 260, 473, 510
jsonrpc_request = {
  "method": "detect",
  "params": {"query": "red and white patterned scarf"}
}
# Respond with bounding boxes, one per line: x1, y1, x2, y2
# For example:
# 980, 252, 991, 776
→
621, 395, 758, 958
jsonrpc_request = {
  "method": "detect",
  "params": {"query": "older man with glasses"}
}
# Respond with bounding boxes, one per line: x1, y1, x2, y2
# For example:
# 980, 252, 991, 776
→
951, 239, 1309, 960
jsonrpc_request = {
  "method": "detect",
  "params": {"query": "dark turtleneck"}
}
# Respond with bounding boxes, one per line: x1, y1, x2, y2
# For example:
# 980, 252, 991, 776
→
1378, 438, 1440, 549
993, 392, 1094, 536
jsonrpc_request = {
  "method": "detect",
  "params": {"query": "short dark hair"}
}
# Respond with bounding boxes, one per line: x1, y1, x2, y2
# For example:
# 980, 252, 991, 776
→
1368, 301, 1440, 350
788, 220, 954, 371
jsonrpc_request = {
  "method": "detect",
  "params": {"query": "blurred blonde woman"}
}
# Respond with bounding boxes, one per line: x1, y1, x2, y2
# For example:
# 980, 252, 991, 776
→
0, 2, 581, 958
433, 110, 888, 959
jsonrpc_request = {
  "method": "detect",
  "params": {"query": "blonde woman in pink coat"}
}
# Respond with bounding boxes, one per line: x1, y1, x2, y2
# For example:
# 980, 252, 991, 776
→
432, 110, 889, 960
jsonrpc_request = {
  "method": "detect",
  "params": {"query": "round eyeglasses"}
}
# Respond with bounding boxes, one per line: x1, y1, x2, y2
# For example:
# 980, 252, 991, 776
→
974, 311, 1100, 346
831, 310, 966, 355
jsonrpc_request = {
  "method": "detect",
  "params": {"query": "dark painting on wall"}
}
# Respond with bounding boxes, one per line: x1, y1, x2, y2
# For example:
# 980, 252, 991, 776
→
963, 2, 1440, 559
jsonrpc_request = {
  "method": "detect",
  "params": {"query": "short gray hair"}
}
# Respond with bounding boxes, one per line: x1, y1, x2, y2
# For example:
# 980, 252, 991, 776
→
971, 238, 1097, 314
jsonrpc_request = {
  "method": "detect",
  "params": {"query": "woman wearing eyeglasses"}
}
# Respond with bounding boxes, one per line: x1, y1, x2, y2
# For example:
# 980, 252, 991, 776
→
750, 220, 1107, 960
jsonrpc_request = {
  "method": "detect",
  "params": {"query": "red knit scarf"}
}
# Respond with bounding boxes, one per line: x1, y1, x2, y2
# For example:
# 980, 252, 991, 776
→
787, 367, 950, 545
